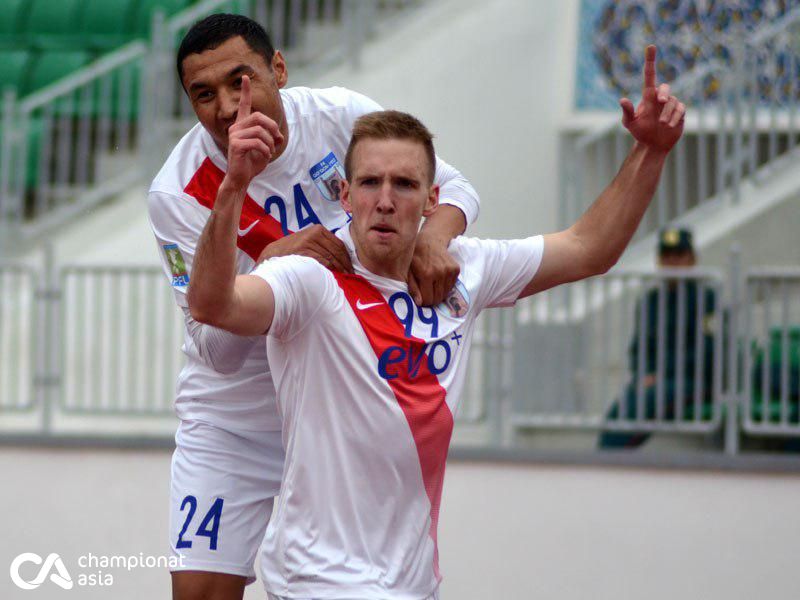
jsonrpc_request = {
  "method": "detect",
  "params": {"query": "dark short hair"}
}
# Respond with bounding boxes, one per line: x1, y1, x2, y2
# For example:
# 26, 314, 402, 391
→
344, 110, 437, 184
177, 13, 275, 83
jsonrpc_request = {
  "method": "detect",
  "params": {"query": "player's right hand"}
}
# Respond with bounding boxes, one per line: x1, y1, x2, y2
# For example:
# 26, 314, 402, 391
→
619, 45, 685, 153
225, 75, 284, 190
258, 224, 354, 274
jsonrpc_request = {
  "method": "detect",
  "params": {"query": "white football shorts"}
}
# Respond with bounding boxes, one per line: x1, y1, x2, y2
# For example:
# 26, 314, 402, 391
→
169, 419, 285, 583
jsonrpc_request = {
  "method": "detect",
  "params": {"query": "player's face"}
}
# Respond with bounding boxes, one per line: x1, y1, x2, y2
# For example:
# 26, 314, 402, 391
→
342, 138, 438, 273
181, 36, 288, 153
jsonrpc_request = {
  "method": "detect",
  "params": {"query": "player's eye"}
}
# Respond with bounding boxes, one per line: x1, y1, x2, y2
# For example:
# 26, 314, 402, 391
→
195, 90, 213, 102
396, 178, 416, 189
360, 177, 379, 186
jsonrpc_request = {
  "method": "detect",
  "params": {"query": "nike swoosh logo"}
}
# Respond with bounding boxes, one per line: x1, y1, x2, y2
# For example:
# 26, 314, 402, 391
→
237, 221, 258, 237
356, 300, 383, 310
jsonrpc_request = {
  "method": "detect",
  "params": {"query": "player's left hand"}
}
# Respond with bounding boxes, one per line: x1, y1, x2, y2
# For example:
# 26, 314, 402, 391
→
408, 230, 460, 306
620, 45, 686, 153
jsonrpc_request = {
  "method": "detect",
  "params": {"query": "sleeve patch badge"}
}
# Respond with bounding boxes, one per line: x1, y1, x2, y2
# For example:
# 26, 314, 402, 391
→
440, 279, 470, 318
163, 243, 190, 288
310, 151, 346, 202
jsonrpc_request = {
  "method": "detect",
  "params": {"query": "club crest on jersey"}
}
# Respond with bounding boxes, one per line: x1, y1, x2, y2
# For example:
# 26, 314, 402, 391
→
309, 151, 346, 202
163, 243, 189, 288
440, 280, 470, 318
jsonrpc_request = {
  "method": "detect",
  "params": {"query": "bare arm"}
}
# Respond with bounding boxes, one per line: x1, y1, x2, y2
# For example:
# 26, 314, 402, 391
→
188, 179, 277, 335
408, 204, 467, 305
521, 45, 686, 298
407, 157, 478, 305
187, 76, 281, 336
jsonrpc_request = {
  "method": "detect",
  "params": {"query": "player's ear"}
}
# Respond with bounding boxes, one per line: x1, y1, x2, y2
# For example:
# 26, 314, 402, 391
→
340, 179, 353, 213
271, 51, 288, 88
422, 183, 439, 217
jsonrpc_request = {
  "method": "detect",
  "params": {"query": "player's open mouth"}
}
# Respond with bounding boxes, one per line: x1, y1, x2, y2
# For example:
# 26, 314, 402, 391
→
371, 224, 397, 234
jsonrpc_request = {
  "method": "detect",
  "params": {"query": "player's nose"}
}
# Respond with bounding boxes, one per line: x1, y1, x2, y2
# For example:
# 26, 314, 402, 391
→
217, 89, 240, 121
375, 183, 395, 213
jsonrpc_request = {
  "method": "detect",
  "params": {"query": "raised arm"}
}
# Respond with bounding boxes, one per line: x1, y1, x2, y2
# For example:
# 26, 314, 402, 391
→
187, 76, 280, 336
521, 45, 686, 298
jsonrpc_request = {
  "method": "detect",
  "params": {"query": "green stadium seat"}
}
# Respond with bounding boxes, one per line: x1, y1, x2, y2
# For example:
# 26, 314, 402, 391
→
135, 0, 191, 38
0, 0, 26, 50
750, 327, 800, 422
80, 0, 138, 52
26, 51, 92, 95
23, 0, 87, 50
0, 50, 33, 94
0, 0, 31, 41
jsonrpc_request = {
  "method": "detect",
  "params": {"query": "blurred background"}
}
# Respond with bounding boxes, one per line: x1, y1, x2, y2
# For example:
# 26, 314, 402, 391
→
1, 0, 800, 598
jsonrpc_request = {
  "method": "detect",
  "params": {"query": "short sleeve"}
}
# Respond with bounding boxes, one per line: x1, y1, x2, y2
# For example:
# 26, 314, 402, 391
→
433, 156, 480, 226
340, 87, 384, 117
337, 88, 383, 144
251, 255, 336, 341
147, 189, 253, 307
453, 236, 545, 311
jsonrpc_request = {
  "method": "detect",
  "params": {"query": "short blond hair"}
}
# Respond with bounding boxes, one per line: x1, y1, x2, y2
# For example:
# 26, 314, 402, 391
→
344, 110, 436, 184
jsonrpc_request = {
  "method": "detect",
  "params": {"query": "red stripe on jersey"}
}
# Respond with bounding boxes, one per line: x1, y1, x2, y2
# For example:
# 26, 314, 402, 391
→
332, 272, 453, 581
183, 157, 290, 260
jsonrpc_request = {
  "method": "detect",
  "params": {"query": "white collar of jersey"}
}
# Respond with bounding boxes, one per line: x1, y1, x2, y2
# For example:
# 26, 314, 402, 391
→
336, 224, 409, 290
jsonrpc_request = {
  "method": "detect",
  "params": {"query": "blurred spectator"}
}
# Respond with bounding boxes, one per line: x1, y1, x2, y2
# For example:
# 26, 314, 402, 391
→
599, 228, 716, 449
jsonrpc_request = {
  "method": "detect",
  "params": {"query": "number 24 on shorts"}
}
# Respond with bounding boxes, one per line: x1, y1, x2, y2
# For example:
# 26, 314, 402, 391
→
176, 496, 224, 550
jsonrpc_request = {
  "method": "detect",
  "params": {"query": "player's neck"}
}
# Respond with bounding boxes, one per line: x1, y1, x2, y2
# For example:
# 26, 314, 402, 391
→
352, 236, 413, 283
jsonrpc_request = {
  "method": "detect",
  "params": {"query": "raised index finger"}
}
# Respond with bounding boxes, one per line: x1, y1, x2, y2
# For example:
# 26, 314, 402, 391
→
643, 45, 657, 92
236, 75, 252, 122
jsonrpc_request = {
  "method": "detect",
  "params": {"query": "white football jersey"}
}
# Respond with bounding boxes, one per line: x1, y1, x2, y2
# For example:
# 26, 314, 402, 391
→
253, 226, 543, 598
147, 86, 479, 431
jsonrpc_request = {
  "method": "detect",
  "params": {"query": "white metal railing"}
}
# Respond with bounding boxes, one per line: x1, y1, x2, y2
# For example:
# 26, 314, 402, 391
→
2, 252, 799, 456
0, 263, 36, 411
59, 266, 184, 416
509, 269, 725, 438
562, 6, 800, 237
0, 259, 490, 424
742, 268, 800, 436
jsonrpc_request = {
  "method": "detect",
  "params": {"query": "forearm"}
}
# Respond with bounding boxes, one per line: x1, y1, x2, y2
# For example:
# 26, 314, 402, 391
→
187, 179, 247, 326
572, 142, 668, 272
420, 204, 467, 243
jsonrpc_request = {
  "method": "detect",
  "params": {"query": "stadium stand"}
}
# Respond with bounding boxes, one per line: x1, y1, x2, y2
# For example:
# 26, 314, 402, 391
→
80, 0, 141, 53
135, 0, 192, 37
26, 51, 93, 96
0, 0, 26, 44
0, 49, 33, 92
23, 0, 86, 50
